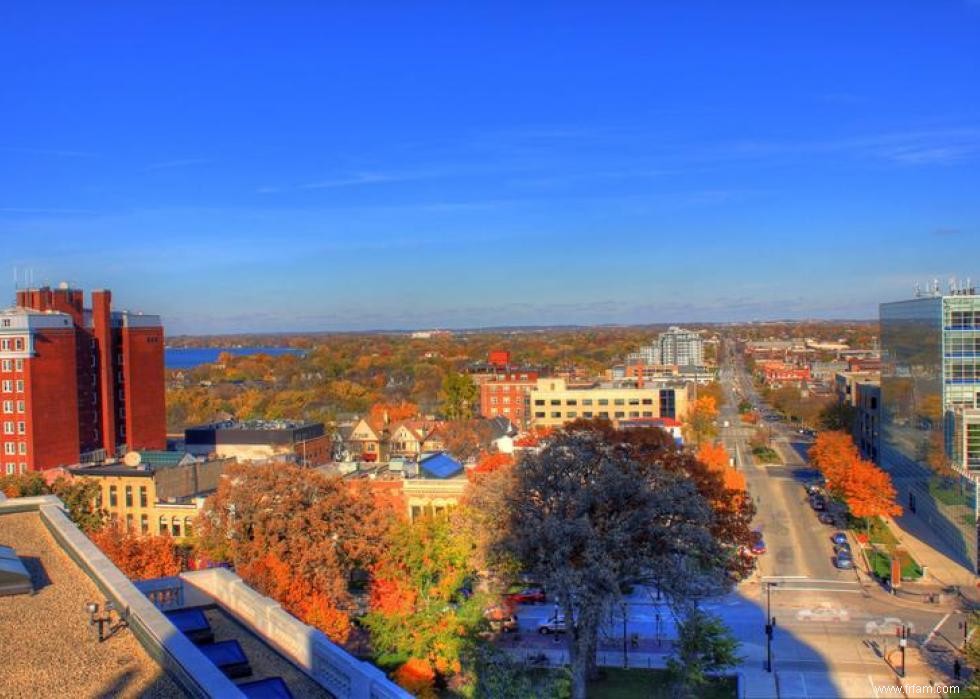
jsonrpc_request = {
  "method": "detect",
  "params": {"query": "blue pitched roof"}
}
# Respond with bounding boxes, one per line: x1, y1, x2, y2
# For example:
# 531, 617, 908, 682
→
419, 452, 463, 479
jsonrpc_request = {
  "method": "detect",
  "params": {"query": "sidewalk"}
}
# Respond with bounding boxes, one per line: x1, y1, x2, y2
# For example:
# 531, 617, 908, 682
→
881, 513, 980, 606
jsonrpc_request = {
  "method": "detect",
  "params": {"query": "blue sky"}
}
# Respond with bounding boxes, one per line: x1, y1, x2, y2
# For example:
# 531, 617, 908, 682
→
1, 2, 978, 334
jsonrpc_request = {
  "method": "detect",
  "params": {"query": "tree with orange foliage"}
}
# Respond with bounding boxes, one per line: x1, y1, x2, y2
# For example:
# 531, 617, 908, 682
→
809, 430, 860, 496
89, 523, 182, 581
196, 463, 393, 644
369, 401, 419, 426
696, 443, 748, 513
841, 458, 902, 523
684, 396, 719, 446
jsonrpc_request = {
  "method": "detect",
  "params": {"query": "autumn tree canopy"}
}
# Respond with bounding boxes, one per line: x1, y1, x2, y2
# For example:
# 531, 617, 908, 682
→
90, 523, 182, 580
684, 396, 719, 446
810, 430, 901, 522
481, 425, 729, 699
196, 463, 393, 643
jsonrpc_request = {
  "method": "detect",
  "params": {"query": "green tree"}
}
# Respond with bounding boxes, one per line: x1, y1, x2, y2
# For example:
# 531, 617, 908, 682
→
51, 477, 105, 533
480, 427, 727, 699
666, 608, 741, 698
440, 371, 477, 420
363, 515, 484, 693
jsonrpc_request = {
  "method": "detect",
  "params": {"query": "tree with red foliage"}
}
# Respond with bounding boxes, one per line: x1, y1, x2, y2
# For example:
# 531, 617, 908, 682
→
196, 463, 393, 644
89, 523, 182, 581
469, 452, 513, 477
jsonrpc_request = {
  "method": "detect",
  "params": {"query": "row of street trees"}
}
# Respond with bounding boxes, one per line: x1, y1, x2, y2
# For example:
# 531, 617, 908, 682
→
809, 430, 902, 524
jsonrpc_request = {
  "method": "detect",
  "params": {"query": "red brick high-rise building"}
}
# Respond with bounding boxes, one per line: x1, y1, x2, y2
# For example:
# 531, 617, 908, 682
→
0, 284, 165, 473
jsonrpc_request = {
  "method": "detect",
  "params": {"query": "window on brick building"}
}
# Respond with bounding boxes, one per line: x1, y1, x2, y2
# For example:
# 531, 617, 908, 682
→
3, 422, 12, 435
16, 401, 23, 413
3, 443, 14, 455
1, 381, 11, 393
18, 443, 25, 455
18, 463, 26, 474
109, 486, 118, 507
2, 401, 11, 414
125, 486, 133, 508
14, 359, 22, 372
172, 518, 182, 537
15, 380, 23, 393
5, 464, 12, 475
140, 486, 148, 508
16, 422, 24, 435
159, 517, 168, 535
140, 514, 148, 534
1, 360, 10, 372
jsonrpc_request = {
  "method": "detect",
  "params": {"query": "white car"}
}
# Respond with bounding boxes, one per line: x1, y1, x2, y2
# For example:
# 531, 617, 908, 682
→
865, 618, 913, 635
796, 605, 850, 622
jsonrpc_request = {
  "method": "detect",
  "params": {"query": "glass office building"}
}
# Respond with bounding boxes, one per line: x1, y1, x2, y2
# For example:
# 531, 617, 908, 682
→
880, 292, 980, 572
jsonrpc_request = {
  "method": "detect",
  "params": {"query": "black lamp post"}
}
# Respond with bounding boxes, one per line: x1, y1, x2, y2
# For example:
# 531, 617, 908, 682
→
765, 582, 778, 672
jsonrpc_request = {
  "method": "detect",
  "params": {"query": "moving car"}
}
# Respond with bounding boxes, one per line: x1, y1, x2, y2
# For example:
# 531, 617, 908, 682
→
865, 618, 913, 635
796, 604, 850, 622
507, 587, 546, 605
831, 532, 849, 546
538, 614, 568, 635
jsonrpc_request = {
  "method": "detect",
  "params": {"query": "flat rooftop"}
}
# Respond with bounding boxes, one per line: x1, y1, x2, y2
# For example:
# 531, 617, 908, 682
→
203, 607, 330, 697
0, 511, 180, 698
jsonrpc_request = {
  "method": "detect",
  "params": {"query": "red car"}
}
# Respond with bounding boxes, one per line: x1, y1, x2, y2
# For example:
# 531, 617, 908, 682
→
507, 587, 546, 604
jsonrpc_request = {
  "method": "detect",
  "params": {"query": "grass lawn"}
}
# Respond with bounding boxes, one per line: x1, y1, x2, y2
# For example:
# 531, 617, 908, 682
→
751, 446, 780, 463
587, 668, 737, 699
929, 478, 972, 508
868, 548, 923, 581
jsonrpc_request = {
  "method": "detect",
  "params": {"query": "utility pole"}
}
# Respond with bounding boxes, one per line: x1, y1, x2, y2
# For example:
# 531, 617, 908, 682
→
766, 582, 778, 672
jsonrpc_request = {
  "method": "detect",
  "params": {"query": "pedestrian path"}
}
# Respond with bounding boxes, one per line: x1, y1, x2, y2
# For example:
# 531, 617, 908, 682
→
882, 513, 979, 606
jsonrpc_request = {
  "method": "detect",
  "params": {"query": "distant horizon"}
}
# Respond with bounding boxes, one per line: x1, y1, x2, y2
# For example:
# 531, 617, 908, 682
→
163, 316, 880, 339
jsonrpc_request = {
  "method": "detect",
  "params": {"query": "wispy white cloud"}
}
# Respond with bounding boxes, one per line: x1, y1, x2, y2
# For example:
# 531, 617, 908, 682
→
144, 157, 211, 172
302, 170, 437, 189
0, 146, 98, 158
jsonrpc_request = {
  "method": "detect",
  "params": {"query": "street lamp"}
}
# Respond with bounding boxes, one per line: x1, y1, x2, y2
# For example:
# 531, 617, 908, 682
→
621, 601, 629, 669
765, 582, 779, 672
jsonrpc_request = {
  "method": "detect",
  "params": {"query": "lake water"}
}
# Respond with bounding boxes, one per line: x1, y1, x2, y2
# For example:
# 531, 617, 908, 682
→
165, 347, 306, 370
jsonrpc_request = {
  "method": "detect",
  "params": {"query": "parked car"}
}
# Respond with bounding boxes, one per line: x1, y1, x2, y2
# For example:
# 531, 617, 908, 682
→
834, 541, 852, 555
810, 496, 826, 511
834, 552, 855, 569
538, 614, 568, 635
796, 604, 850, 622
818, 512, 835, 525
805, 484, 822, 496
831, 532, 849, 546
507, 587, 546, 605
865, 618, 913, 636
484, 607, 519, 633
750, 531, 766, 555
